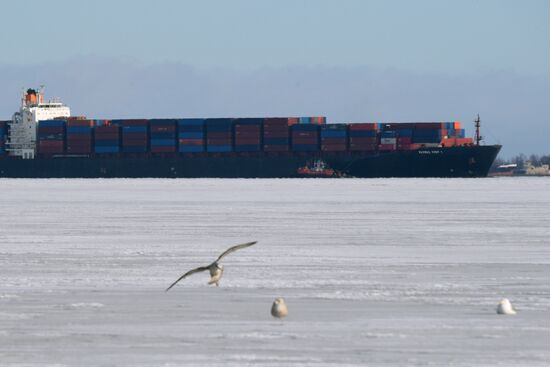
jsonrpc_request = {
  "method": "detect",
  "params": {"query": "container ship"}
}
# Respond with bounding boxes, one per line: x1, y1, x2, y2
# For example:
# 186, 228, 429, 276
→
0, 88, 501, 178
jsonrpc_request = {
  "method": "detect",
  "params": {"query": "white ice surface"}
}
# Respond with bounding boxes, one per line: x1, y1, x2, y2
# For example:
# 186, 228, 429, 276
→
0, 177, 549, 366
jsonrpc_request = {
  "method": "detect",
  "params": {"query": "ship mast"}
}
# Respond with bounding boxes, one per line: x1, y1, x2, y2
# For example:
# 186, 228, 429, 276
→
474, 114, 483, 146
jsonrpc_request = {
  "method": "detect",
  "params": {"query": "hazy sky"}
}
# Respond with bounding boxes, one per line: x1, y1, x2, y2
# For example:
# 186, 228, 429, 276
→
1, 0, 549, 157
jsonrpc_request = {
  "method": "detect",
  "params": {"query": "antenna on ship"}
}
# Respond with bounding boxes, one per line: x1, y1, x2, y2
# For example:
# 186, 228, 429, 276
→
474, 114, 483, 146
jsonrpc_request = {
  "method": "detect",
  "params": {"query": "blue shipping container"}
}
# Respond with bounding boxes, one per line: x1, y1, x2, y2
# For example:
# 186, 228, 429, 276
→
150, 132, 176, 139
38, 133, 64, 139
95, 139, 119, 146
149, 119, 176, 126
179, 132, 204, 139
150, 139, 176, 146
320, 130, 347, 138
39, 120, 66, 127
67, 127, 92, 134
396, 129, 413, 137
122, 146, 148, 153
122, 126, 147, 133
292, 124, 319, 131
177, 118, 205, 126
178, 125, 204, 133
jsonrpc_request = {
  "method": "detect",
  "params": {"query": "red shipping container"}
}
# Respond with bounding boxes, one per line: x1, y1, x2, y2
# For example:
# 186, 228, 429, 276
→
95, 134, 120, 140
207, 138, 232, 145
207, 132, 232, 139
38, 126, 64, 134
38, 148, 64, 154
397, 137, 412, 144
350, 143, 377, 151
263, 130, 288, 138
235, 132, 260, 139
264, 118, 295, 127
235, 125, 260, 132
287, 117, 299, 126
397, 144, 412, 150
292, 136, 319, 144
292, 132, 319, 138
123, 132, 147, 139
122, 119, 148, 126
67, 120, 94, 127
67, 144, 92, 150
321, 137, 346, 145
349, 123, 378, 131
349, 137, 378, 144
39, 140, 64, 148
150, 125, 176, 133
179, 139, 204, 146
264, 125, 288, 131
67, 135, 91, 141
235, 138, 261, 145
95, 126, 119, 132
66, 145, 92, 153
122, 140, 148, 146
263, 118, 286, 124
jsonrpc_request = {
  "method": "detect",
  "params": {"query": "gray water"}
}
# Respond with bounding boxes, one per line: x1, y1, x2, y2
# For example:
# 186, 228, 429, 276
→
1, 178, 549, 366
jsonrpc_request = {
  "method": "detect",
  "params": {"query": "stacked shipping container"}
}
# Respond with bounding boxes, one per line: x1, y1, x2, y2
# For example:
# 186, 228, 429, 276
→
94, 120, 120, 153
178, 119, 205, 153
37, 120, 65, 154
320, 124, 348, 152
149, 119, 176, 153
29, 118, 472, 156
263, 118, 294, 152
349, 123, 378, 151
291, 124, 320, 151
118, 119, 148, 153
234, 118, 262, 152
206, 119, 233, 152
66, 119, 93, 154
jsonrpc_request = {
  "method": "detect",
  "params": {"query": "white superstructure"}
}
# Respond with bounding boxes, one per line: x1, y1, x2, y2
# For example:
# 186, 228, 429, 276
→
7, 87, 71, 159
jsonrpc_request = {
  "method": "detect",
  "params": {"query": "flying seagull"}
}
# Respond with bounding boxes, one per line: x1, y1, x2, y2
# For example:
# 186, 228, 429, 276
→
165, 241, 257, 291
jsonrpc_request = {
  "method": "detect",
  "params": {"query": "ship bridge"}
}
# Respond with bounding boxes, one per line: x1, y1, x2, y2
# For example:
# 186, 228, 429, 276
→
6, 87, 71, 159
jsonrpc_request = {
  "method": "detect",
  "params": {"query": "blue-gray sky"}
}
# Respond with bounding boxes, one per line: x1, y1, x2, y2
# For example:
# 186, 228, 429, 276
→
1, 0, 549, 157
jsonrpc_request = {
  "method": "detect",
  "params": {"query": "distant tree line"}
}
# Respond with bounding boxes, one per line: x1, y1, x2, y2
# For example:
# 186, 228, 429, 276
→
493, 154, 550, 169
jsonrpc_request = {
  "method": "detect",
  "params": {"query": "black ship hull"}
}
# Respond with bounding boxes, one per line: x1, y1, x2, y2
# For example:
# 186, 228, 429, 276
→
0, 145, 501, 178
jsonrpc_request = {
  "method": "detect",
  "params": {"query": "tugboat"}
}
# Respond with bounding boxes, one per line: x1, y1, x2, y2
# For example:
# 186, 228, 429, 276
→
297, 159, 341, 177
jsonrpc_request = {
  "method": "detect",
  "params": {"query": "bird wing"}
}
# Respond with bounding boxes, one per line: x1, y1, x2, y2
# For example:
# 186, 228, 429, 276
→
165, 266, 209, 292
215, 241, 257, 263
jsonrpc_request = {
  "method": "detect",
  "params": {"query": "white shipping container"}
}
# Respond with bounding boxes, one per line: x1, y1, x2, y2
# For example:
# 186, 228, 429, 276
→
380, 138, 397, 145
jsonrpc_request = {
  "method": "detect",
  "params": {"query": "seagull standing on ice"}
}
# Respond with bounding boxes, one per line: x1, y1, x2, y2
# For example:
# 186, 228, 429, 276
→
271, 298, 289, 319
496, 298, 517, 315
165, 241, 257, 291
